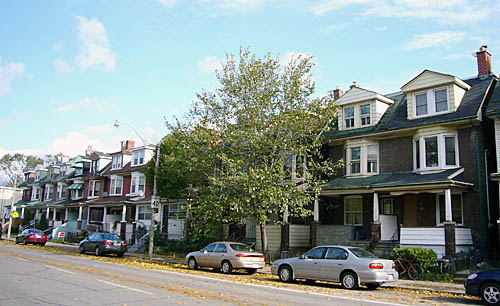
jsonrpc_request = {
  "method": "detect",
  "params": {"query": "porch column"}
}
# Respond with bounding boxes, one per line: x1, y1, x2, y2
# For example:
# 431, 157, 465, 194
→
444, 188, 456, 255
77, 205, 83, 230
313, 198, 319, 223
120, 205, 127, 240
35, 209, 39, 221
46, 207, 50, 219
64, 208, 68, 223
52, 207, 56, 227
102, 207, 107, 232
371, 192, 381, 248
21, 207, 25, 219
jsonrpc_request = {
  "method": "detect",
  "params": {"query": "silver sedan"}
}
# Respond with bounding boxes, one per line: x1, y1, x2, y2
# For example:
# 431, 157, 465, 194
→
186, 241, 265, 274
271, 246, 398, 290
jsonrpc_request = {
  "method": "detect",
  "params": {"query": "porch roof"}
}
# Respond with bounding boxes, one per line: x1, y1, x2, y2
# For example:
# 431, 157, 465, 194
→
321, 168, 472, 193
85, 195, 151, 206
490, 172, 500, 181
67, 183, 84, 190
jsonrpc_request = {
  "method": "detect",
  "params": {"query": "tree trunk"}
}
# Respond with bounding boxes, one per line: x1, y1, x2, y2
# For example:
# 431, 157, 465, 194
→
259, 223, 268, 262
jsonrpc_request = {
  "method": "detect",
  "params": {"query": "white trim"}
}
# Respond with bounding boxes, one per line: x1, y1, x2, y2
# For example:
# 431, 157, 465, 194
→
345, 140, 379, 177
413, 86, 451, 118
413, 132, 459, 172
435, 191, 464, 226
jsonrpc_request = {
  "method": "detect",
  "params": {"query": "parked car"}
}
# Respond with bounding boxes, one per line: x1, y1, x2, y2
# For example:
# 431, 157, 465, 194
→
15, 229, 47, 246
186, 241, 265, 274
465, 269, 500, 305
271, 246, 398, 290
79, 232, 127, 257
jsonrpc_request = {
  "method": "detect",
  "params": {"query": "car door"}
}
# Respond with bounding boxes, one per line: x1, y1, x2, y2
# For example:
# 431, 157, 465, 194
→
320, 247, 349, 281
294, 247, 327, 279
85, 233, 98, 251
198, 243, 217, 266
211, 243, 228, 268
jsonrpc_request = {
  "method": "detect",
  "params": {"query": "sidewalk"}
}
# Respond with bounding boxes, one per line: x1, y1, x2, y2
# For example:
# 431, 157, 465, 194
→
26, 241, 467, 295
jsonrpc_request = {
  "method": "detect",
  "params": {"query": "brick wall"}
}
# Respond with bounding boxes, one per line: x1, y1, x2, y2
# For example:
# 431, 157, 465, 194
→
379, 136, 413, 172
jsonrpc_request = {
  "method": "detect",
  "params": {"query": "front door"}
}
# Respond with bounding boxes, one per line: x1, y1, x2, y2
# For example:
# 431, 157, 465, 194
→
403, 195, 418, 227
198, 243, 217, 266
320, 247, 348, 281
294, 247, 326, 279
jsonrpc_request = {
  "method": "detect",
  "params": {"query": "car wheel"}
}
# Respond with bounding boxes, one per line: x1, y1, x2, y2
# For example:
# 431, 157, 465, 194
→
116, 252, 124, 258
23, 238, 28, 245
79, 245, 85, 254
481, 282, 500, 306
15, 238, 19, 244
341, 271, 359, 290
40, 242, 46, 247
304, 279, 316, 285
95, 246, 101, 256
246, 268, 257, 275
188, 257, 198, 270
278, 265, 293, 283
366, 283, 381, 290
221, 260, 233, 274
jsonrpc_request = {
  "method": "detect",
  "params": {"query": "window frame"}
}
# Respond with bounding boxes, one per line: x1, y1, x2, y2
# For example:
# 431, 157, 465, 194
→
110, 176, 123, 196
344, 196, 363, 226
132, 150, 145, 166
413, 87, 450, 118
345, 143, 378, 176
359, 104, 371, 126
435, 193, 464, 225
350, 147, 361, 174
344, 106, 355, 129
88, 180, 101, 198
413, 133, 459, 171
112, 154, 123, 170
130, 173, 146, 195
137, 205, 152, 220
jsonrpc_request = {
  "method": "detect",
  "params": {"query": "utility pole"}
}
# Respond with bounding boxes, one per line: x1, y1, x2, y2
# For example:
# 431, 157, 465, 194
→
7, 176, 17, 241
148, 143, 160, 259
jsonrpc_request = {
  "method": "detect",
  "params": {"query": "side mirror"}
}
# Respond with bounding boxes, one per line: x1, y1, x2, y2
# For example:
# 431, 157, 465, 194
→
300, 254, 305, 259
203, 250, 208, 254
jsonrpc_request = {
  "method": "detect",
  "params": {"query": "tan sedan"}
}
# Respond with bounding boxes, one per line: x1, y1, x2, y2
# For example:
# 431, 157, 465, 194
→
186, 242, 265, 274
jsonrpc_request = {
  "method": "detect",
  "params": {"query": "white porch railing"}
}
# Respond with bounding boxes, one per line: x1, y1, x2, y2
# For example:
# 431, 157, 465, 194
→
400, 227, 473, 258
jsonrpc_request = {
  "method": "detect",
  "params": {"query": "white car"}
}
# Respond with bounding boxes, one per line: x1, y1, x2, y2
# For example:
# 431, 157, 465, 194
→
271, 246, 398, 290
186, 241, 265, 274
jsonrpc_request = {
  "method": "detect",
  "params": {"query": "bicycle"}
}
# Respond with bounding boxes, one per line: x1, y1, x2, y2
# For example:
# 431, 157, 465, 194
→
393, 250, 424, 280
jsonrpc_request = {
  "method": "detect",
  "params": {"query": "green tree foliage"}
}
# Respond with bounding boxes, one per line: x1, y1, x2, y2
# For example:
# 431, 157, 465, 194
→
22, 209, 32, 227
160, 48, 340, 255
37, 213, 48, 231
0, 153, 43, 186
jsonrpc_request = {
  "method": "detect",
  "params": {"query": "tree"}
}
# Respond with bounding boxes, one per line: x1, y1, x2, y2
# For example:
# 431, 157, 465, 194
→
37, 213, 48, 231
22, 209, 32, 227
0, 153, 43, 186
163, 48, 339, 256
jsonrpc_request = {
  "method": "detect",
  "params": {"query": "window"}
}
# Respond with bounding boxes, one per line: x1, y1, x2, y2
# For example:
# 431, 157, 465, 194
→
46, 186, 54, 200
58, 184, 67, 199
360, 104, 370, 126
437, 194, 463, 224
35, 171, 40, 181
137, 206, 152, 220
325, 247, 348, 260
112, 155, 123, 169
110, 177, 123, 195
71, 189, 83, 199
425, 136, 438, 167
88, 180, 101, 197
380, 197, 394, 215
414, 87, 449, 117
415, 93, 427, 116
33, 188, 41, 200
168, 203, 187, 219
414, 134, 458, 171
130, 174, 146, 194
89, 207, 104, 223
304, 247, 327, 259
60, 165, 66, 176
367, 145, 377, 173
344, 107, 354, 128
344, 197, 363, 226
91, 160, 100, 173
350, 147, 361, 174
133, 150, 145, 166
75, 168, 83, 176
215, 243, 228, 253
203, 243, 217, 252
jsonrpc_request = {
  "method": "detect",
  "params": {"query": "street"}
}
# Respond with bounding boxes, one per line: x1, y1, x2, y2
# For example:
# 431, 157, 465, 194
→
0, 241, 481, 306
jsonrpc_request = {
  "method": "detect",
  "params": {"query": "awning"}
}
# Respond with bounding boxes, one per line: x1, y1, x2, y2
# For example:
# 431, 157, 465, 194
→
67, 183, 83, 190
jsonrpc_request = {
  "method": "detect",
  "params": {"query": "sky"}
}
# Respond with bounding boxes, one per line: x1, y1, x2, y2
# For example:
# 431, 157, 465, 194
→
1, 0, 500, 159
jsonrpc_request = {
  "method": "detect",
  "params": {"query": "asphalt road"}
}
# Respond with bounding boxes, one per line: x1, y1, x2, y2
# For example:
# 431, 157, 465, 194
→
0, 241, 481, 306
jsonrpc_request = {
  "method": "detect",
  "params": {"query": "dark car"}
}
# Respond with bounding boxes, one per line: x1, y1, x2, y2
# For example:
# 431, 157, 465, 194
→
79, 232, 127, 257
465, 269, 500, 305
15, 229, 47, 246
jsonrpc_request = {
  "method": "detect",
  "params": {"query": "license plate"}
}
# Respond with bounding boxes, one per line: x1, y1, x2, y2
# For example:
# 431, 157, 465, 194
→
388, 274, 394, 280
35, 234, 42, 238
114, 242, 121, 246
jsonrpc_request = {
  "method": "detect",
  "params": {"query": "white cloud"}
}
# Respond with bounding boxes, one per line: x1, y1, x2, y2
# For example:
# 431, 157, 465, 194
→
280, 51, 314, 66
197, 56, 222, 74
53, 59, 73, 73
52, 41, 64, 52
53, 97, 110, 113
216, 0, 264, 13
0, 57, 27, 95
1, 109, 26, 126
311, 0, 493, 24
404, 31, 466, 51
157, 0, 177, 6
375, 26, 388, 31
75, 15, 116, 71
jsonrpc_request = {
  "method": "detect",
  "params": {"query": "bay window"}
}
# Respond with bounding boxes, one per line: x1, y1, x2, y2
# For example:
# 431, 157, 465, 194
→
350, 147, 361, 174
346, 142, 378, 176
367, 145, 377, 173
88, 180, 101, 197
414, 133, 458, 171
130, 174, 146, 195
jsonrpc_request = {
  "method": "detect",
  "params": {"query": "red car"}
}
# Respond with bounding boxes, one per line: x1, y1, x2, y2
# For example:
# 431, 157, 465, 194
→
16, 229, 47, 246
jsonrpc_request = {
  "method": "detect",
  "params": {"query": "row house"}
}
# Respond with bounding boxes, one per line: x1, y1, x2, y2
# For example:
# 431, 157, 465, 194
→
255, 46, 499, 259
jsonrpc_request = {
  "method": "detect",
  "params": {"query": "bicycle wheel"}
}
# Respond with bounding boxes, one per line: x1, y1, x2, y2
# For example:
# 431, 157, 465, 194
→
408, 264, 424, 280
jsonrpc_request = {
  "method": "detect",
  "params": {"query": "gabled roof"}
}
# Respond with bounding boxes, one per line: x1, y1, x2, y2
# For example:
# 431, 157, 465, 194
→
336, 86, 394, 106
102, 162, 148, 176
323, 75, 496, 141
486, 80, 500, 116
401, 70, 470, 92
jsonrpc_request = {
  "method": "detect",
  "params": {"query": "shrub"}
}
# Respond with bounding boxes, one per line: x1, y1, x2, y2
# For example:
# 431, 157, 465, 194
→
22, 210, 32, 227
37, 214, 48, 231
390, 247, 437, 272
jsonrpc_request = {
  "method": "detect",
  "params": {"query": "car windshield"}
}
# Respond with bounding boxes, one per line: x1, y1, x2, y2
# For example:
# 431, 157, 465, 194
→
102, 233, 121, 240
29, 229, 43, 234
349, 248, 378, 258
230, 244, 254, 252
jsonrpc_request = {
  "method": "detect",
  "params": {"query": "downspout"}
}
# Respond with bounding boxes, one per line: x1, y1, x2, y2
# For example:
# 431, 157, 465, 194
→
485, 149, 492, 228
471, 119, 485, 250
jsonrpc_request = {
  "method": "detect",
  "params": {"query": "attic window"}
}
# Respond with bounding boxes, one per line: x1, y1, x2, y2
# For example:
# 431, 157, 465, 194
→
344, 107, 354, 128
360, 104, 370, 126
414, 87, 449, 117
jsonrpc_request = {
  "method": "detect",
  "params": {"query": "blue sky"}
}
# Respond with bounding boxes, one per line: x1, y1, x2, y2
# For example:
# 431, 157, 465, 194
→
1, 0, 499, 157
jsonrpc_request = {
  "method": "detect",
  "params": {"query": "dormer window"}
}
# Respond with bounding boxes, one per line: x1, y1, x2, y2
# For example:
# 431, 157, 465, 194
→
35, 171, 40, 181
112, 155, 123, 169
414, 87, 449, 117
91, 160, 100, 173
132, 150, 145, 166
60, 165, 66, 176
360, 104, 370, 126
344, 107, 354, 128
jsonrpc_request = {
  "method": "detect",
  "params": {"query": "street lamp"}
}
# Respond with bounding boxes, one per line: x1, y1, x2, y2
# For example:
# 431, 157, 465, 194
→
114, 119, 160, 259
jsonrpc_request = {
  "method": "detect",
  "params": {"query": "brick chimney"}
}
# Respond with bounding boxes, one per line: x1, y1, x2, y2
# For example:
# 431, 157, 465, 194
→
476, 45, 492, 77
333, 87, 344, 100
121, 140, 135, 151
